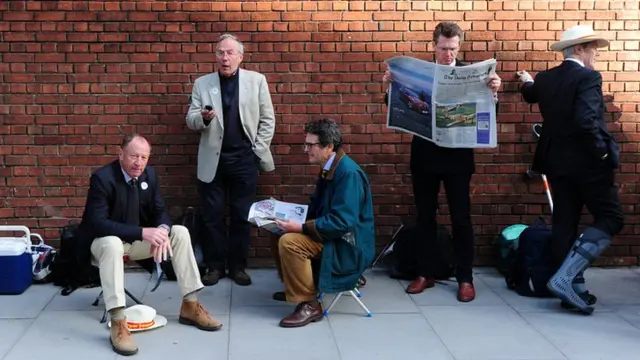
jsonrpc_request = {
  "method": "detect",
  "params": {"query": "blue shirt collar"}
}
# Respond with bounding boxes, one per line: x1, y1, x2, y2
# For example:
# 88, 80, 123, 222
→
323, 152, 336, 171
121, 167, 137, 183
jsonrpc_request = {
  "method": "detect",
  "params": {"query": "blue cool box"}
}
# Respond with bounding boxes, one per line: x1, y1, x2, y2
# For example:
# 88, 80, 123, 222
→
0, 226, 33, 295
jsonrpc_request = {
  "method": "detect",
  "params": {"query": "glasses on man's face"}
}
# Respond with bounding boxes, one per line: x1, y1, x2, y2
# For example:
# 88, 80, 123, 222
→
216, 50, 238, 58
303, 142, 321, 150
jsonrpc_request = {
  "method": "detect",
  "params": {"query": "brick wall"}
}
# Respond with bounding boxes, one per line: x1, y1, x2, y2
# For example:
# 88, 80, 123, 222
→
1, 1, 639, 266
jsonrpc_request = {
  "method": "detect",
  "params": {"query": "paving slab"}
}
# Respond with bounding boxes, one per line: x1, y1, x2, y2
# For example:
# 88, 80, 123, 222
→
3, 267, 640, 360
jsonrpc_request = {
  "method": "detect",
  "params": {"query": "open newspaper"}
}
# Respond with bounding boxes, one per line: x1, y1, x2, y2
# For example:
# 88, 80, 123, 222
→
247, 198, 308, 236
385, 56, 498, 148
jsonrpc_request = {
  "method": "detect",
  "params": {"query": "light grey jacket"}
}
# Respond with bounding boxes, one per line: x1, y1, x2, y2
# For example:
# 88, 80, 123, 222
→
186, 69, 275, 183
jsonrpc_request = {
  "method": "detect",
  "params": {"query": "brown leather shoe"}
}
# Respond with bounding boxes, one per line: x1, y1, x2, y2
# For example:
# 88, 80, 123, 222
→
457, 282, 476, 302
279, 301, 323, 328
202, 269, 226, 286
110, 318, 138, 356
179, 300, 223, 331
406, 276, 435, 294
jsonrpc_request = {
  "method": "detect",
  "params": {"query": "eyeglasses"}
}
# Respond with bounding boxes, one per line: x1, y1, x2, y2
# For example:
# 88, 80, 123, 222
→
303, 142, 321, 150
216, 50, 238, 58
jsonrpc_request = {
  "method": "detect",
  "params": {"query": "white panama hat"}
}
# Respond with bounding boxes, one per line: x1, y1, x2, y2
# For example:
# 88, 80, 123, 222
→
107, 304, 167, 332
550, 25, 609, 52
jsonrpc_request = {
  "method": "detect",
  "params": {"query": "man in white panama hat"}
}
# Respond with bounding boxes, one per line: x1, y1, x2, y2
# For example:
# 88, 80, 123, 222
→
516, 25, 624, 314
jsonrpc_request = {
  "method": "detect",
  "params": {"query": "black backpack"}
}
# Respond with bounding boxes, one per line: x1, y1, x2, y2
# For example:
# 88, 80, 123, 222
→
505, 217, 555, 297
388, 223, 455, 281
162, 207, 207, 280
50, 224, 101, 296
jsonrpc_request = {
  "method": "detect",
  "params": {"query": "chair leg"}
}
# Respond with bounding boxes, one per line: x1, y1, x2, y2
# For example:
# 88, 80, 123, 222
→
124, 288, 143, 305
322, 288, 372, 318
348, 290, 372, 317
323, 291, 344, 316
100, 308, 108, 324
92, 290, 103, 307
95, 289, 143, 324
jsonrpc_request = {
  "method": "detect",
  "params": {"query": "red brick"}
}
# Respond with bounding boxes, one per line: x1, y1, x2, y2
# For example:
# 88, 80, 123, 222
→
0, 1, 638, 263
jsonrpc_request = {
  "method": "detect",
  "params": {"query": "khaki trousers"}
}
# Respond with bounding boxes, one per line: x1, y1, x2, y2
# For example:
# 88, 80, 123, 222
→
271, 233, 323, 303
91, 225, 203, 311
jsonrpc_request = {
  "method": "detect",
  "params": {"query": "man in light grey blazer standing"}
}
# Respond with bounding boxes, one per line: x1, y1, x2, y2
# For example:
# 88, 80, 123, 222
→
186, 33, 275, 286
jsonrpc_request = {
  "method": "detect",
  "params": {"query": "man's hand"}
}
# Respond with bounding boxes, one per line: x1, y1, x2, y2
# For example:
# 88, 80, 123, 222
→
382, 64, 393, 90
516, 70, 533, 83
200, 107, 216, 121
486, 73, 502, 94
275, 219, 303, 233
142, 227, 170, 248
151, 241, 173, 264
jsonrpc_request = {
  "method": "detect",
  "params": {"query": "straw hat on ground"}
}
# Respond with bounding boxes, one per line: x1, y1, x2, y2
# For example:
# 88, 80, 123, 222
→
107, 305, 168, 332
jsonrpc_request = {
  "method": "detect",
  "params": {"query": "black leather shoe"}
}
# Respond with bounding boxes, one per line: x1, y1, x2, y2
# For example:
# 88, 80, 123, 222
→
272, 291, 286, 302
202, 269, 226, 286
229, 269, 252, 286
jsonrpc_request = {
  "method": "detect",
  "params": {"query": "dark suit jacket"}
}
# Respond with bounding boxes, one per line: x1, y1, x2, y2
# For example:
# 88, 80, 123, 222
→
385, 60, 497, 174
76, 160, 172, 266
520, 60, 619, 177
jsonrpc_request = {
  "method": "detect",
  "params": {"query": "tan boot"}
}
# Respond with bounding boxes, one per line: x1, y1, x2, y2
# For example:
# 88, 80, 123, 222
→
179, 300, 223, 331
110, 318, 138, 356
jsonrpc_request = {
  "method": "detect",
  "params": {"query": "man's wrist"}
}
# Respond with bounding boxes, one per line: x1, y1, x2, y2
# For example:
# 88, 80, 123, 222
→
158, 224, 170, 233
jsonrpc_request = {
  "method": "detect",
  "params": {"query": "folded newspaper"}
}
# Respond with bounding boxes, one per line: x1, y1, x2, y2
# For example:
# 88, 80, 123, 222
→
385, 56, 498, 148
247, 198, 308, 235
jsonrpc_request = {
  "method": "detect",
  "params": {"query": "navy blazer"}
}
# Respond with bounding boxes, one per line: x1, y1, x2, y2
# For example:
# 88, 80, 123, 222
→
76, 160, 172, 264
520, 60, 619, 177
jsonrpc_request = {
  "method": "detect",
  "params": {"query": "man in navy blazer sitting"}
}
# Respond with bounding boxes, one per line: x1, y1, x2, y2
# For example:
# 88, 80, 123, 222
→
517, 25, 624, 314
77, 134, 222, 356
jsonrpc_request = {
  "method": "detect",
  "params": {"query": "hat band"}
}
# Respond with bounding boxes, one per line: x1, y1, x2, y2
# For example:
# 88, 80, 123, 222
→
127, 319, 155, 330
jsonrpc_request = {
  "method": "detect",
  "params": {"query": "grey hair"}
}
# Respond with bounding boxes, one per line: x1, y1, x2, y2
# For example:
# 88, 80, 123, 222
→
217, 33, 244, 54
562, 45, 576, 59
304, 118, 343, 151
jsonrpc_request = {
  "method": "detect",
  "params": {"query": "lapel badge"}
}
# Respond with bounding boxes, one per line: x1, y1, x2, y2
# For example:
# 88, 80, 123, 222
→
212, 87, 219, 95
141, 181, 148, 190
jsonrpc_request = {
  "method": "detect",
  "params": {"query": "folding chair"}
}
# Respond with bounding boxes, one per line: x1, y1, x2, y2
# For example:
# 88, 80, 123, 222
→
91, 254, 145, 323
318, 284, 372, 317
313, 257, 372, 318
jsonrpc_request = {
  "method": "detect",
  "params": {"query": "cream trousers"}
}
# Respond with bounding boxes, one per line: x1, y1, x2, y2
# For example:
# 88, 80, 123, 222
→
90, 225, 203, 311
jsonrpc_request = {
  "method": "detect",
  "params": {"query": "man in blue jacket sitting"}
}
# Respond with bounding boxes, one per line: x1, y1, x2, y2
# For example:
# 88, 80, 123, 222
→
271, 118, 375, 327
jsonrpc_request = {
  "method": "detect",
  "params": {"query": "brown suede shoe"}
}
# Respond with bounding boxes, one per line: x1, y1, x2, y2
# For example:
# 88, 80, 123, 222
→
110, 319, 138, 356
279, 301, 323, 328
179, 300, 223, 331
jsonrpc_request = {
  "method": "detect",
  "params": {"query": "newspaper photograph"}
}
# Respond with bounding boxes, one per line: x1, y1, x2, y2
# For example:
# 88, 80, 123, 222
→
247, 198, 308, 235
385, 56, 498, 148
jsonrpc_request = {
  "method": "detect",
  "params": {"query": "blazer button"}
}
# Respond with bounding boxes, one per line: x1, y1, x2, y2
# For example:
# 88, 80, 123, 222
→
216, 152, 219, 155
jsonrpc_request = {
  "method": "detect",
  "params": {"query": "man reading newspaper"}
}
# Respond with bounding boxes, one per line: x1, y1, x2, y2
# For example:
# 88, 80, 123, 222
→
266, 118, 375, 328
382, 22, 501, 302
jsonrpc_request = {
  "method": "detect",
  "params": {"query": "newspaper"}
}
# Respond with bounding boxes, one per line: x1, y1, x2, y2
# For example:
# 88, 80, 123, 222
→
385, 56, 498, 148
247, 198, 309, 235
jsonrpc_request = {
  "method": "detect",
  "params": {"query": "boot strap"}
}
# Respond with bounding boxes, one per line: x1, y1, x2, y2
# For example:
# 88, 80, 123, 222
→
572, 236, 604, 262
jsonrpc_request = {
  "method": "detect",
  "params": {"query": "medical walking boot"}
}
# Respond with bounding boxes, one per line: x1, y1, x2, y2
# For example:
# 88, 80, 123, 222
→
547, 227, 611, 314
